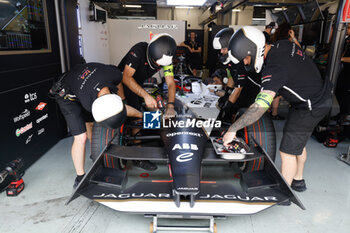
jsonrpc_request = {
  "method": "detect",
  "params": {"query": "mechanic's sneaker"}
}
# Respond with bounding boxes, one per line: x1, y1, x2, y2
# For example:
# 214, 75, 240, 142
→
133, 160, 158, 171
291, 179, 307, 192
278, 199, 291, 206
73, 174, 85, 189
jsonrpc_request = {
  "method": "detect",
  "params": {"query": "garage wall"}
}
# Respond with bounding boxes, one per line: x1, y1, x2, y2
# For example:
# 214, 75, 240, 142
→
157, 8, 203, 29
108, 19, 186, 66
233, 6, 254, 25
77, 0, 110, 64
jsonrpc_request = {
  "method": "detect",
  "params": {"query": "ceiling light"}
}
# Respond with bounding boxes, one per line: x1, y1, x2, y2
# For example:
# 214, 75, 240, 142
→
252, 18, 266, 21
274, 7, 285, 11
175, 6, 194, 9
232, 9, 241, 12
124, 4, 142, 8
0, 0, 10, 3
167, 0, 206, 6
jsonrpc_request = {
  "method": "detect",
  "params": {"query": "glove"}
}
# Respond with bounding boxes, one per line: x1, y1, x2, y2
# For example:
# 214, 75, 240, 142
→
218, 87, 234, 109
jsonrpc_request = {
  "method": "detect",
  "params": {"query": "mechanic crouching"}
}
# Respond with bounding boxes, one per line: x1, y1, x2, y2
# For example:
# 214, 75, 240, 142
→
51, 62, 142, 188
223, 27, 332, 192
118, 33, 177, 171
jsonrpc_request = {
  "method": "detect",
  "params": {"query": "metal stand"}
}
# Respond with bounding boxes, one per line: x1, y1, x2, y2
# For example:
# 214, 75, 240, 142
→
147, 215, 220, 233
338, 145, 350, 166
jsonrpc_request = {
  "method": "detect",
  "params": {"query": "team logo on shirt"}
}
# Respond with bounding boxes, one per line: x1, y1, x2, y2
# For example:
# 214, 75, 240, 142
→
80, 69, 91, 80
130, 52, 137, 58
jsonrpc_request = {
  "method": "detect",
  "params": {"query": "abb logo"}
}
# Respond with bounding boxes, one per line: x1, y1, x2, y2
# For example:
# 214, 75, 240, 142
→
36, 102, 47, 111
172, 143, 198, 151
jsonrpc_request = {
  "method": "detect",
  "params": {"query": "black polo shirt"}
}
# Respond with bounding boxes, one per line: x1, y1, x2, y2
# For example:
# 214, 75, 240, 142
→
118, 42, 160, 84
227, 62, 261, 90
184, 39, 201, 59
262, 40, 330, 110
64, 63, 122, 112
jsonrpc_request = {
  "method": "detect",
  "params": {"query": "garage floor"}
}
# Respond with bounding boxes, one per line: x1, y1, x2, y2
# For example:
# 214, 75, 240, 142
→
0, 120, 349, 233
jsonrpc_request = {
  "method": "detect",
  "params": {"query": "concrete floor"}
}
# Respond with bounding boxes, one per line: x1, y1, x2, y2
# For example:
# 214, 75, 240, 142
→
0, 120, 349, 233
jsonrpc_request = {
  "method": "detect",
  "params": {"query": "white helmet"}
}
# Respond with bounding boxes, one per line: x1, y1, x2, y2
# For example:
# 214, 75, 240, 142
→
92, 94, 126, 129
228, 26, 265, 73
213, 28, 234, 65
147, 33, 177, 68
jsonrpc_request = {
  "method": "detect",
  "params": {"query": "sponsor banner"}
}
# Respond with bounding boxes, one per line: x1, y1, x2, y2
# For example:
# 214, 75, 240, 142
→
16, 122, 33, 137
38, 128, 45, 136
36, 113, 48, 124
26, 134, 33, 144
13, 109, 30, 123
35, 102, 47, 111
24, 92, 37, 103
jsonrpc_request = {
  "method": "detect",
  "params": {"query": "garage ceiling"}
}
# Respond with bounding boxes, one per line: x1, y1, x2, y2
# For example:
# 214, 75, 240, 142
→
92, 0, 335, 19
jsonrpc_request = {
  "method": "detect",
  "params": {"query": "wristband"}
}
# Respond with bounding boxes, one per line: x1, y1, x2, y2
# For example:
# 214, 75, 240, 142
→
167, 102, 175, 105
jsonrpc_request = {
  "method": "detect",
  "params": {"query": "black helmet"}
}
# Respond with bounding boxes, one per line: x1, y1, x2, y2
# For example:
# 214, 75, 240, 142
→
147, 33, 177, 69
92, 94, 126, 129
228, 26, 265, 73
213, 28, 234, 64
213, 27, 234, 50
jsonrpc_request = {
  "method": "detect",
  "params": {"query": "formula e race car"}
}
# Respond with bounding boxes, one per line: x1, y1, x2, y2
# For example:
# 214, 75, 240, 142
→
67, 96, 304, 232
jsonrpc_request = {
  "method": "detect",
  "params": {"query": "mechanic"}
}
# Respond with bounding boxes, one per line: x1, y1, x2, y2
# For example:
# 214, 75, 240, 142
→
180, 31, 202, 76
335, 24, 350, 120
213, 27, 261, 122
118, 33, 177, 171
223, 26, 332, 192
209, 68, 228, 97
52, 62, 142, 188
212, 28, 235, 116
268, 23, 302, 120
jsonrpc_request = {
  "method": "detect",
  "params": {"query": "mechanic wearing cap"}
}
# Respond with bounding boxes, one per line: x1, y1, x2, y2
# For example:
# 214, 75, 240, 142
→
223, 26, 332, 192
213, 27, 261, 122
53, 62, 141, 188
118, 33, 177, 171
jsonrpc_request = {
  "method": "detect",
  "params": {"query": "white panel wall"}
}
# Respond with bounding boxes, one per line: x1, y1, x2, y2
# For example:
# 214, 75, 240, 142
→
157, 8, 203, 29
108, 19, 186, 66
78, 0, 110, 64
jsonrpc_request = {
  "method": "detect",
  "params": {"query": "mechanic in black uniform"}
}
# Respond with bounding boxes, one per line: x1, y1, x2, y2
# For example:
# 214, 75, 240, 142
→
213, 27, 261, 122
212, 28, 235, 116
180, 31, 202, 76
336, 24, 350, 119
53, 62, 142, 188
223, 26, 332, 192
118, 33, 177, 170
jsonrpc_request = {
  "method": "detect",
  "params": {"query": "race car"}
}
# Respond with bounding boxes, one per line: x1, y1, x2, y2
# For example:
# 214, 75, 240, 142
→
66, 90, 304, 232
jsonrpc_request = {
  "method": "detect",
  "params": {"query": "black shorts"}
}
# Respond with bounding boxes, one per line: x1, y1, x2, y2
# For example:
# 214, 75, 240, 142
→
280, 98, 332, 155
56, 97, 94, 136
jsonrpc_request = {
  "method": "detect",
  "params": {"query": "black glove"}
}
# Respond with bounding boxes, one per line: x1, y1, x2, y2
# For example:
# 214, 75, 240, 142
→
218, 87, 234, 109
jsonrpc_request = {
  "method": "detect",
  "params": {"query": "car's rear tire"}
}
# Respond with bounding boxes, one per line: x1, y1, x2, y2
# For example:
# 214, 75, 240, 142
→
234, 112, 276, 172
90, 123, 126, 169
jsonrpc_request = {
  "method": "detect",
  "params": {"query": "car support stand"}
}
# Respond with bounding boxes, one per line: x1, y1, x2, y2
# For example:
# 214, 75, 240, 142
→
146, 215, 220, 233
338, 145, 350, 166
